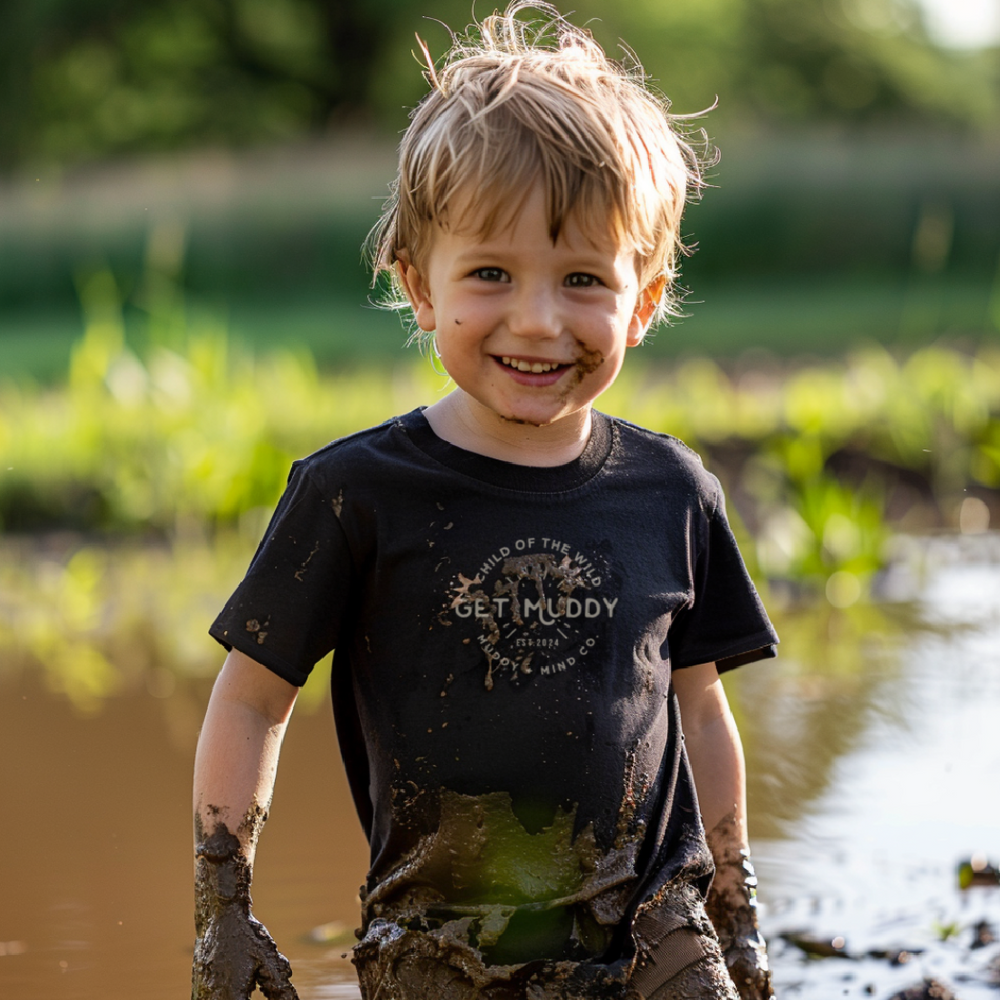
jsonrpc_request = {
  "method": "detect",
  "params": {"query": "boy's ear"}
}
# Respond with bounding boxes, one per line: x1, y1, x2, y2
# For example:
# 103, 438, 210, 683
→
628, 275, 666, 347
396, 254, 437, 332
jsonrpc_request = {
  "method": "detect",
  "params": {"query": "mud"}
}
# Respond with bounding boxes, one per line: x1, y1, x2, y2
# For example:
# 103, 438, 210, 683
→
192, 805, 299, 1000
558, 347, 606, 400
643, 956, 740, 1000
631, 883, 739, 1000
887, 980, 958, 1000
245, 618, 270, 646
352, 789, 738, 1000
490, 347, 605, 426
704, 811, 772, 1000
615, 743, 650, 851
294, 541, 320, 582
354, 788, 633, 998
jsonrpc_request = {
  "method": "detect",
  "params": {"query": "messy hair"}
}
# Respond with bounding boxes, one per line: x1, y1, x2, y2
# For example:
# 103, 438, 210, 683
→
369, 2, 715, 339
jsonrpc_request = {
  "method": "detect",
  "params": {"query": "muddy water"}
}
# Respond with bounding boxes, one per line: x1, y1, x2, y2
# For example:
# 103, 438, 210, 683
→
0, 671, 369, 1000
1, 535, 998, 1000
752, 537, 1000, 999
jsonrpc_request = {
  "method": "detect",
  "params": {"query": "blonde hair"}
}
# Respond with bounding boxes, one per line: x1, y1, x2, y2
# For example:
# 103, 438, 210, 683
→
369, 2, 714, 337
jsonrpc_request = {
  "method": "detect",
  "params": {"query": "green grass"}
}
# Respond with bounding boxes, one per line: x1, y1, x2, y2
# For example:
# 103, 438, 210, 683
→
0, 310, 87, 380
3, 275, 997, 384
3, 275, 999, 712
3, 253, 999, 617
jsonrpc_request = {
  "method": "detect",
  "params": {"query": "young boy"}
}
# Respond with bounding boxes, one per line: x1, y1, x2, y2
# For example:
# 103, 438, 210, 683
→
192, 5, 777, 999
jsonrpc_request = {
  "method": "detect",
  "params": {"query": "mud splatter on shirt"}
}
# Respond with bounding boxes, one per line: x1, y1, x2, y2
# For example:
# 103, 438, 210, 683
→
209, 409, 778, 995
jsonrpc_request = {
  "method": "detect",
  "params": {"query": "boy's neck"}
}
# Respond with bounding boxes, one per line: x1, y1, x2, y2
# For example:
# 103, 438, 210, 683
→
423, 390, 593, 467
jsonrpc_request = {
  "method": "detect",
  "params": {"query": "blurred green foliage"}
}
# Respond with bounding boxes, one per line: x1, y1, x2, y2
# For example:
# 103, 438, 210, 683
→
0, 0, 997, 170
2, 257, 999, 602
3, 134, 999, 362
600, 341, 1000, 595
0, 266, 445, 534
2, 259, 997, 714
0, 532, 334, 712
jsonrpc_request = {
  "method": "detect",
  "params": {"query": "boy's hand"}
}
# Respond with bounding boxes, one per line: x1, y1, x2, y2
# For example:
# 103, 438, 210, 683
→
705, 816, 773, 1000
704, 850, 773, 1000
192, 822, 299, 1000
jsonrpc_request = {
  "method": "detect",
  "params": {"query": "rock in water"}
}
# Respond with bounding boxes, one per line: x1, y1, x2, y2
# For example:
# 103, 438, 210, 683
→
886, 979, 958, 1000
971, 918, 996, 949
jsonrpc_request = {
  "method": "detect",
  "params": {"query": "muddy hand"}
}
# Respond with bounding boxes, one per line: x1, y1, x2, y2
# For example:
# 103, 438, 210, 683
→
716, 919, 772, 1000
705, 815, 773, 1000
192, 823, 298, 1000
192, 906, 298, 1000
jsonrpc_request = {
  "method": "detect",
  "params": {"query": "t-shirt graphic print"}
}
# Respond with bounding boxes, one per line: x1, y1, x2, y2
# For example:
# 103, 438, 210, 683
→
442, 534, 617, 689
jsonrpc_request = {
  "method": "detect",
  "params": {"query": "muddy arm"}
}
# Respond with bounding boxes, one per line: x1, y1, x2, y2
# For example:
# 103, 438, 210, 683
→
674, 662, 773, 1000
192, 649, 300, 1000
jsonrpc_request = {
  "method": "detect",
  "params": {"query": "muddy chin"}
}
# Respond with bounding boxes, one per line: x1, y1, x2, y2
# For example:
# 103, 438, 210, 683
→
559, 348, 605, 398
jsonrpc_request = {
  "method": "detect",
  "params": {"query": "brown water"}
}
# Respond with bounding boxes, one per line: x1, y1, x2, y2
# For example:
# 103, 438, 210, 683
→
1, 534, 998, 1000
0, 668, 368, 999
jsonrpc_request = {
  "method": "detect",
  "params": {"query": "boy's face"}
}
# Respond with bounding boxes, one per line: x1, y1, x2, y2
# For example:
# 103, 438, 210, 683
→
398, 184, 660, 433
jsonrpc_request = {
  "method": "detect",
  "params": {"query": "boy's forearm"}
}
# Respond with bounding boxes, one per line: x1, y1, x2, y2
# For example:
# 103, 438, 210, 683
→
193, 651, 297, 857
704, 810, 772, 1000
675, 667, 772, 1000
193, 696, 287, 863
192, 652, 300, 1000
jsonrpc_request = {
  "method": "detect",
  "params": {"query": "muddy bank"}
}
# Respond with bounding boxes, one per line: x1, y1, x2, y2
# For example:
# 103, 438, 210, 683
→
760, 888, 1000, 1000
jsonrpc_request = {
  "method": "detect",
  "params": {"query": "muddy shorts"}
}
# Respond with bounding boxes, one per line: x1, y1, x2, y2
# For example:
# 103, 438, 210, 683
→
630, 895, 739, 1000
354, 885, 738, 1000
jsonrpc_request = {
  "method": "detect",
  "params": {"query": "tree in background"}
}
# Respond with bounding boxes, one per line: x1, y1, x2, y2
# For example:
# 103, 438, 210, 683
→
0, 0, 996, 170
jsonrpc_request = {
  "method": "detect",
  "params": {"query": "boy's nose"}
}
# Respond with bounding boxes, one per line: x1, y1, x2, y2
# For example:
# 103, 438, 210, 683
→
507, 285, 562, 341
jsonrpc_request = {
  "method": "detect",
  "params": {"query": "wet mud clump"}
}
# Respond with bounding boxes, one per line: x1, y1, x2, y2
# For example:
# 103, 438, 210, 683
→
192, 807, 298, 1000
631, 883, 739, 1000
704, 812, 773, 1000
887, 979, 958, 1000
352, 789, 737, 1000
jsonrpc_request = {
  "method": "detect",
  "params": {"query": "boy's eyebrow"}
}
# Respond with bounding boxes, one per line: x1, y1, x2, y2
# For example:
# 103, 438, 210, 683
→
450, 246, 621, 273
450, 231, 622, 260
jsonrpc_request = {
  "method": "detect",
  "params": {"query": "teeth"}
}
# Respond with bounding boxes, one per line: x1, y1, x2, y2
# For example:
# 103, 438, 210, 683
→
500, 356, 559, 373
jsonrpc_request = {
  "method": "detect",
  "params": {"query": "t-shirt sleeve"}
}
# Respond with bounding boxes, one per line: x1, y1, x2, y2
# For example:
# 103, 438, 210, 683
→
209, 460, 356, 686
667, 485, 778, 674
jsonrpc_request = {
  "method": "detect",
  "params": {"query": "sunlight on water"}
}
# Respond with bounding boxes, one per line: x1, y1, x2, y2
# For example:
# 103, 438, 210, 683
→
755, 538, 1000, 999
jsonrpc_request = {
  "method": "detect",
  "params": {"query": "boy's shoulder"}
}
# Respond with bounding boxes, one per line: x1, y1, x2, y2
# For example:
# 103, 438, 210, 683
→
608, 413, 705, 463
291, 411, 420, 483
607, 414, 721, 503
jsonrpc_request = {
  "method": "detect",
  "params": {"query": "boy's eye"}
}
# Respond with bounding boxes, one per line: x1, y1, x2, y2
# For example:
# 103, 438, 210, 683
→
473, 267, 509, 283
565, 273, 601, 288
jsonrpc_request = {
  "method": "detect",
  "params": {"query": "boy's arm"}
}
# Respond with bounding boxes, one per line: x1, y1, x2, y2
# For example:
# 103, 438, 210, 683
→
673, 661, 773, 1000
192, 649, 300, 1000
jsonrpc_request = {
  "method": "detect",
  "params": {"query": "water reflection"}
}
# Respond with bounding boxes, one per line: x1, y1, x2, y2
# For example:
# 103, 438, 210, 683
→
1, 534, 998, 999
733, 598, 920, 843
753, 537, 1000, 999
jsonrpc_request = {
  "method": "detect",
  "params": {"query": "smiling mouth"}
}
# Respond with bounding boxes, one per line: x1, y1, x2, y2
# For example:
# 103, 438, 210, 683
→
499, 356, 569, 374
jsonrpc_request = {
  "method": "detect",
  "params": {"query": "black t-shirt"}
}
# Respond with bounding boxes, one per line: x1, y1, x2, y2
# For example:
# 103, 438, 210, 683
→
210, 408, 777, 966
